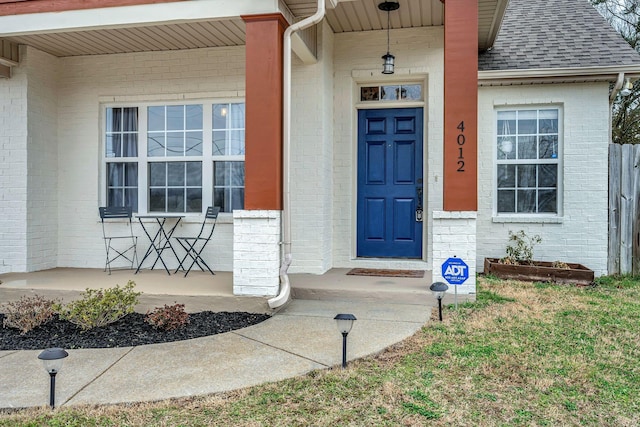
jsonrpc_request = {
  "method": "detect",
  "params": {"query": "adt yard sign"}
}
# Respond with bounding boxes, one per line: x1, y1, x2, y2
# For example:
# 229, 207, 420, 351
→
442, 257, 469, 285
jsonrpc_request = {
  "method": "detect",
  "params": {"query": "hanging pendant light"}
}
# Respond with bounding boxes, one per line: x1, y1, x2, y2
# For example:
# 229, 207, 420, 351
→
378, 1, 399, 74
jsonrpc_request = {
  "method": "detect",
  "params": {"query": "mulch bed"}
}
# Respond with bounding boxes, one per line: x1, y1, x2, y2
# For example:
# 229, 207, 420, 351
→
0, 312, 270, 350
346, 268, 425, 278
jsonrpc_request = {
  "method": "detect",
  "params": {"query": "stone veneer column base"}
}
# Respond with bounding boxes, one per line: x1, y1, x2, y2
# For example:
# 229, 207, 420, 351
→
432, 211, 477, 294
233, 210, 281, 296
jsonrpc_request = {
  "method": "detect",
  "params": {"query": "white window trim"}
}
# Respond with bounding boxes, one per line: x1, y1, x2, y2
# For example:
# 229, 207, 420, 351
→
492, 105, 564, 221
101, 97, 245, 218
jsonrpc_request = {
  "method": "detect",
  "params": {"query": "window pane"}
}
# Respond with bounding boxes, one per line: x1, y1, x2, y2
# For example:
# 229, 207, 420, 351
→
125, 189, 138, 211
517, 189, 537, 213
186, 162, 202, 186
497, 190, 515, 213
361, 87, 379, 101
186, 131, 203, 156
167, 188, 184, 212
517, 165, 536, 187
214, 188, 225, 211
125, 164, 138, 186
381, 85, 400, 100
230, 130, 245, 155
167, 133, 184, 156
106, 135, 120, 158
108, 163, 123, 186
108, 189, 123, 207
149, 163, 166, 186
539, 109, 558, 133
122, 133, 138, 157
230, 103, 245, 128
186, 105, 203, 129
518, 136, 536, 159
539, 136, 558, 159
213, 131, 226, 155
213, 104, 228, 129
518, 110, 537, 134
538, 189, 557, 213
497, 164, 515, 188
232, 188, 245, 210
122, 108, 138, 132
539, 164, 557, 187
148, 106, 164, 131
186, 188, 202, 212
106, 108, 114, 133
401, 84, 421, 100
215, 162, 229, 186
231, 162, 245, 186
148, 134, 165, 157
149, 188, 165, 212
166, 105, 184, 131
167, 162, 185, 186
497, 136, 516, 160
497, 111, 516, 136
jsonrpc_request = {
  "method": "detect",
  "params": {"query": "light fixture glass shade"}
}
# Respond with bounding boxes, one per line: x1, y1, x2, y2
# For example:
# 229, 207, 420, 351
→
500, 139, 513, 154
334, 313, 357, 334
429, 282, 449, 300
382, 53, 395, 75
38, 348, 69, 373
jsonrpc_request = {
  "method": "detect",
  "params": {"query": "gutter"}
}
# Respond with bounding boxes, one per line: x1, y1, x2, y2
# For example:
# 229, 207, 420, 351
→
268, 0, 326, 309
479, 64, 640, 85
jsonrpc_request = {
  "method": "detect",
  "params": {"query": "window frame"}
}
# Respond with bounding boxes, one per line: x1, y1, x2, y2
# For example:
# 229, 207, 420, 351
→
101, 98, 245, 217
493, 105, 564, 219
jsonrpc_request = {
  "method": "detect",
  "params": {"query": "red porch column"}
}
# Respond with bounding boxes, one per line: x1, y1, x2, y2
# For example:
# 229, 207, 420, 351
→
242, 13, 288, 210
443, 0, 478, 211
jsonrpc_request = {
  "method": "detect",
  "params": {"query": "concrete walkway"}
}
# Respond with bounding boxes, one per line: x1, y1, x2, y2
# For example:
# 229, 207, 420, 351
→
0, 298, 430, 409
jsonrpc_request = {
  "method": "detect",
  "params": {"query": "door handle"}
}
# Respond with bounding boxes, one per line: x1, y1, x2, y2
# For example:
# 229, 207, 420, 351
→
416, 187, 423, 222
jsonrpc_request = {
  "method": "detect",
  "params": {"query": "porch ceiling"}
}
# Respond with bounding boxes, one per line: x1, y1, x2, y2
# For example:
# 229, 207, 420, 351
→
1, 0, 504, 57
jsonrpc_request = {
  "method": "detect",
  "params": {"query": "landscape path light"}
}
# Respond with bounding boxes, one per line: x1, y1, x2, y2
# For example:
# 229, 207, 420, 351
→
334, 313, 357, 368
38, 347, 68, 408
429, 281, 449, 321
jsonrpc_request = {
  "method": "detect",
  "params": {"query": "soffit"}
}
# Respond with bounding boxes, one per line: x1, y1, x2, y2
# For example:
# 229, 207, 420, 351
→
2, 0, 503, 57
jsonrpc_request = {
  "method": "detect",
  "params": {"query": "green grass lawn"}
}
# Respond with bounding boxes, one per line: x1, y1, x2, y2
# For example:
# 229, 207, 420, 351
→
2, 275, 639, 426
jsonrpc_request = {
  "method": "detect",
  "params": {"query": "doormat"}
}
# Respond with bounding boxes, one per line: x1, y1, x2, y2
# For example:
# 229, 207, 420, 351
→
346, 268, 425, 278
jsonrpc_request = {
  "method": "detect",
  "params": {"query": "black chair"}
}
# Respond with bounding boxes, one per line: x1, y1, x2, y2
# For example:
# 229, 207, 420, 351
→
174, 206, 220, 277
99, 206, 138, 274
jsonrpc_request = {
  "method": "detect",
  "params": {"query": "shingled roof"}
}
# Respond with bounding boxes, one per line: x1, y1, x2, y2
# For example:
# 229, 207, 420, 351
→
478, 0, 640, 71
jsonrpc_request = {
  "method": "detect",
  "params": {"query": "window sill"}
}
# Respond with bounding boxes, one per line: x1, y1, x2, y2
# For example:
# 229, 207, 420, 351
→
492, 215, 563, 224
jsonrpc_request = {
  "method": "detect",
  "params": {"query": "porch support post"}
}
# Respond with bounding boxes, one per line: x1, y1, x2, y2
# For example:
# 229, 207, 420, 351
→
233, 14, 287, 297
443, 0, 478, 211
242, 13, 288, 210
435, 0, 478, 296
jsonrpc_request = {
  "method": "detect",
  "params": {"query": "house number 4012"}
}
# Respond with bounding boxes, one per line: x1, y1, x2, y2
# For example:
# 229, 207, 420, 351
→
456, 121, 465, 172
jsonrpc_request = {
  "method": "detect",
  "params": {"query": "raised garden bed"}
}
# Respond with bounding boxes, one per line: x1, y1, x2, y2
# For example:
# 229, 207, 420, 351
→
484, 258, 595, 286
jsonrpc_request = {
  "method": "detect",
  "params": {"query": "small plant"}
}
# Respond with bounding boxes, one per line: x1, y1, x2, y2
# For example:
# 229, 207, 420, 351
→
552, 260, 570, 269
2, 295, 57, 334
500, 230, 541, 265
145, 303, 189, 331
55, 281, 141, 331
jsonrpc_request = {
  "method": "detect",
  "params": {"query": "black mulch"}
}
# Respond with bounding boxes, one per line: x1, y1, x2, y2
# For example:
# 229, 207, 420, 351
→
0, 312, 270, 350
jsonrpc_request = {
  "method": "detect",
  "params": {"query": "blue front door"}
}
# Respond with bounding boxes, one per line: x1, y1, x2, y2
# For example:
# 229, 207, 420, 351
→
357, 108, 424, 258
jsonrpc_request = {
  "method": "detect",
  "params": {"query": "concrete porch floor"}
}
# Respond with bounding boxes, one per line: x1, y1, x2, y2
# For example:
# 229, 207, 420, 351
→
0, 267, 470, 312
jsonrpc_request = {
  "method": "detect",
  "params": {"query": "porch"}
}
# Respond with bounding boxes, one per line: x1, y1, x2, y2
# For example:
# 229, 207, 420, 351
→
0, 267, 471, 313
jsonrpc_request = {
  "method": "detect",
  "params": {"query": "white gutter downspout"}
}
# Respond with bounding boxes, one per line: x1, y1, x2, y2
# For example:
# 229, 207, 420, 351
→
268, 0, 326, 309
609, 72, 625, 144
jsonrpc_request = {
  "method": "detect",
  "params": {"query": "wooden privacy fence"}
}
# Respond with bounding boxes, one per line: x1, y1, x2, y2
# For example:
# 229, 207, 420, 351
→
609, 144, 640, 275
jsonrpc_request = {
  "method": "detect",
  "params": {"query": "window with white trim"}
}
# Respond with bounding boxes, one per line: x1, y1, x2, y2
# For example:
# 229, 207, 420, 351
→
103, 101, 245, 214
496, 108, 560, 214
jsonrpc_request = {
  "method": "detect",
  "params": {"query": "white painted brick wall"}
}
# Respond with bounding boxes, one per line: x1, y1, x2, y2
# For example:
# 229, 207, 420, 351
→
54, 45, 246, 270
332, 27, 443, 269
25, 47, 59, 271
432, 211, 477, 294
477, 83, 610, 276
0, 46, 29, 273
233, 210, 280, 296
289, 21, 334, 274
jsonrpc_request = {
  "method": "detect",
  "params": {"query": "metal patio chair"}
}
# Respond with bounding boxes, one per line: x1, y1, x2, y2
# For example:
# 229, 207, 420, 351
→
174, 206, 220, 277
99, 206, 138, 274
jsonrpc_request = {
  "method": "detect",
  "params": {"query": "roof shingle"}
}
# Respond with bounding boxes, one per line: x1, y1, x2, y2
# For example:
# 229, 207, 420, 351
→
478, 0, 640, 71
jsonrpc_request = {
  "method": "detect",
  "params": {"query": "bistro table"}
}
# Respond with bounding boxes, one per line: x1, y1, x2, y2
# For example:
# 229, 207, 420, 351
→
135, 214, 185, 275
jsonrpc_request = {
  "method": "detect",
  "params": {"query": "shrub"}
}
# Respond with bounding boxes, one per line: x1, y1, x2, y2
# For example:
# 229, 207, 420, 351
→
2, 295, 57, 334
501, 230, 541, 265
145, 303, 189, 331
56, 281, 141, 331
